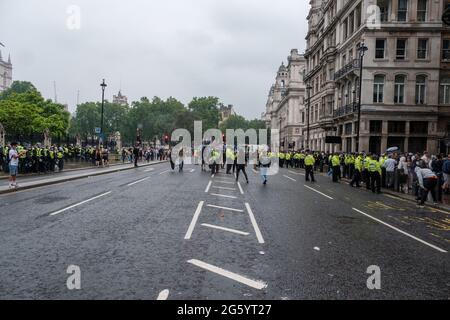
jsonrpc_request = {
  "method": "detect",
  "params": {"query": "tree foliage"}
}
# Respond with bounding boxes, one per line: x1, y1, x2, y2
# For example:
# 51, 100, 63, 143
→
0, 81, 70, 138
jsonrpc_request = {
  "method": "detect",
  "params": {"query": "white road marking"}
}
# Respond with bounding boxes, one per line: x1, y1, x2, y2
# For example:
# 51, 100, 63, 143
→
214, 180, 235, 184
352, 208, 447, 253
190, 169, 195, 173
314, 247, 320, 251
211, 174, 215, 178
157, 289, 169, 300
289, 170, 305, 176
215, 176, 234, 181
206, 204, 244, 212
127, 176, 151, 186
159, 169, 170, 175
212, 186, 236, 191
201, 223, 250, 236
187, 259, 267, 290
205, 181, 212, 193
184, 201, 204, 240
304, 185, 333, 200
245, 203, 264, 244
283, 175, 296, 182
210, 193, 237, 199
144, 168, 155, 172
237, 182, 244, 195
49, 191, 112, 216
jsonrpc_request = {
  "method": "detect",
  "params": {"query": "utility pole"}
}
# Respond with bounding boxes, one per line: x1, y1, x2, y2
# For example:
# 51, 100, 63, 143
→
100, 79, 107, 147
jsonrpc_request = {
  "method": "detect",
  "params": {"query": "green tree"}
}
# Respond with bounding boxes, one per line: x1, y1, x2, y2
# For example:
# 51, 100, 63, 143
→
188, 97, 220, 130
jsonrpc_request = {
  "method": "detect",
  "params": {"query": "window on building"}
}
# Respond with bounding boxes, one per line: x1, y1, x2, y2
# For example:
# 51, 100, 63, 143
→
443, 40, 450, 60
388, 121, 406, 134
410, 121, 428, 134
415, 75, 427, 104
394, 75, 406, 104
373, 75, 385, 103
417, 39, 428, 59
398, 0, 408, 22
370, 120, 382, 134
378, 0, 389, 22
343, 19, 348, 41
348, 12, 354, 35
375, 39, 386, 59
342, 54, 346, 67
355, 4, 361, 28
396, 39, 407, 60
347, 82, 352, 105
440, 77, 450, 104
345, 123, 353, 135
417, 0, 427, 22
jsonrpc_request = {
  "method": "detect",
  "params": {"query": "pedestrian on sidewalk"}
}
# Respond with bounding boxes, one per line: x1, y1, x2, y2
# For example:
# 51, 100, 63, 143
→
133, 144, 140, 167
8, 142, 20, 189
397, 156, 408, 193
383, 154, 397, 189
415, 161, 438, 207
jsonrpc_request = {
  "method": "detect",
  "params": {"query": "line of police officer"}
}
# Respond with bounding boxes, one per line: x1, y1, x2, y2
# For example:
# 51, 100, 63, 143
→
0, 144, 95, 174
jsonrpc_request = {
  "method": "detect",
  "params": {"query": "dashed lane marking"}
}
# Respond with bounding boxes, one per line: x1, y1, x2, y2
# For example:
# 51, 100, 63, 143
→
215, 180, 236, 185
159, 169, 171, 175
205, 181, 212, 193
210, 193, 237, 199
127, 176, 152, 186
184, 201, 204, 240
49, 191, 112, 216
144, 168, 155, 172
157, 289, 169, 300
190, 169, 195, 173
304, 185, 333, 200
187, 259, 267, 290
283, 175, 296, 182
245, 203, 265, 244
352, 208, 447, 253
237, 182, 244, 195
201, 223, 250, 236
288, 170, 305, 176
206, 204, 244, 212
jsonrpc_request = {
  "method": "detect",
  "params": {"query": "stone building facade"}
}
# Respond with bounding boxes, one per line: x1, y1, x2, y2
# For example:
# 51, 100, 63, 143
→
303, 0, 450, 154
113, 90, 128, 106
263, 49, 307, 150
0, 50, 12, 93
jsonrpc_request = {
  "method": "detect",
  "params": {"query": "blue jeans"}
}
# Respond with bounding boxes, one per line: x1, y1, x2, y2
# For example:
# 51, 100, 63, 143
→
9, 164, 18, 176
260, 167, 268, 182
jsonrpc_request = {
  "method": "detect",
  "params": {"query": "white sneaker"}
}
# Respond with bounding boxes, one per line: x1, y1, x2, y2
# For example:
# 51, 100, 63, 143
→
8, 184, 13, 189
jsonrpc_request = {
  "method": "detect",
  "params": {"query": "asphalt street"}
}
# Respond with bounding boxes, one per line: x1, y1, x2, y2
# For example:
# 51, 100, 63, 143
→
0, 162, 448, 299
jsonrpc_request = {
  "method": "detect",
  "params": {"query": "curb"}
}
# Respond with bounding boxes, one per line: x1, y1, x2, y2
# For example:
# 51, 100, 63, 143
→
0, 161, 167, 195
0, 160, 140, 180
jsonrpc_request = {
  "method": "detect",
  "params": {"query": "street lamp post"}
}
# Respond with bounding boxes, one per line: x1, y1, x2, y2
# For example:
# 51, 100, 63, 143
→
356, 43, 368, 153
306, 84, 312, 150
100, 79, 107, 147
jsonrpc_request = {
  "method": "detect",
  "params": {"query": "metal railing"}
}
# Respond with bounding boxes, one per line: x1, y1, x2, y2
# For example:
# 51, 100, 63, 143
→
333, 102, 358, 118
333, 59, 360, 81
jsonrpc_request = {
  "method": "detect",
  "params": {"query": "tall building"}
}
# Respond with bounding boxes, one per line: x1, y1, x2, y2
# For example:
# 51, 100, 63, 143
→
0, 50, 12, 93
263, 49, 307, 150
303, 0, 449, 154
113, 90, 128, 105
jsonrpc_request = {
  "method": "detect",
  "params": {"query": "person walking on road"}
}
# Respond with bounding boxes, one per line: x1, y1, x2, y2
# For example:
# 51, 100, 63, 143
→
331, 152, 340, 183
258, 150, 271, 185
383, 154, 397, 189
304, 150, 316, 182
350, 153, 363, 188
235, 148, 249, 183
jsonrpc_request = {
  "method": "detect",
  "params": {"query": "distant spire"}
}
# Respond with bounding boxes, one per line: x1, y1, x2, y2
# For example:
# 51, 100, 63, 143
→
8, 53, 11, 64
0, 49, 2, 61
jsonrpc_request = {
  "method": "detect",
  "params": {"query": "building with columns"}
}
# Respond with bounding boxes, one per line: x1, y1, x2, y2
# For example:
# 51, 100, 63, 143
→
303, 0, 450, 154
0, 50, 12, 93
113, 90, 128, 106
263, 49, 307, 150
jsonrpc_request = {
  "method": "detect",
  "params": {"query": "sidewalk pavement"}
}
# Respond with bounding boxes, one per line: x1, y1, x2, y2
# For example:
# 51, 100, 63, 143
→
0, 160, 167, 195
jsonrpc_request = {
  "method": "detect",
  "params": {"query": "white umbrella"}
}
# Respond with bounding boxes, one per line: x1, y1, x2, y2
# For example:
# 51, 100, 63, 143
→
386, 146, 399, 153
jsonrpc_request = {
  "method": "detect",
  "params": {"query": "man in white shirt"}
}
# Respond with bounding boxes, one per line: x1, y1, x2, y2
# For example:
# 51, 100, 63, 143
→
8, 142, 20, 189
383, 154, 397, 188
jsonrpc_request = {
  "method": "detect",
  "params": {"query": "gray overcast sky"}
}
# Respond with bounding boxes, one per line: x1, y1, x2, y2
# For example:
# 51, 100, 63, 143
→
0, 0, 308, 119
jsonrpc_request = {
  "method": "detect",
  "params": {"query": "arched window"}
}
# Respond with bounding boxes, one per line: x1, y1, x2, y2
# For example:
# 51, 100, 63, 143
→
415, 75, 427, 104
394, 75, 406, 104
373, 75, 385, 103
440, 77, 450, 104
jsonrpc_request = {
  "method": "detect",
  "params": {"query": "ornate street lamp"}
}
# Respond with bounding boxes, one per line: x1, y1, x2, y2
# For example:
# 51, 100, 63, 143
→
355, 42, 368, 153
100, 79, 107, 147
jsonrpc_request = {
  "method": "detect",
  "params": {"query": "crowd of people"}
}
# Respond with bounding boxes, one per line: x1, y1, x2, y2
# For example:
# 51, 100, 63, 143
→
272, 149, 447, 207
